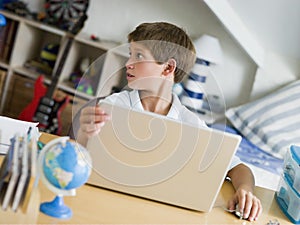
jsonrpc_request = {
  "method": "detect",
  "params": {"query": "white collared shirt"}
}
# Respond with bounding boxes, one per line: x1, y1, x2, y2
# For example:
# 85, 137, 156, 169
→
100, 89, 241, 170
102, 89, 207, 127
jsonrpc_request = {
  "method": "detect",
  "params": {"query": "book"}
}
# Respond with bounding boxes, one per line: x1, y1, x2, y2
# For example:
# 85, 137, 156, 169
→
21, 134, 38, 213
0, 117, 39, 212
0, 70, 7, 100
0, 19, 17, 62
1, 135, 20, 210
0, 137, 14, 194
11, 136, 29, 211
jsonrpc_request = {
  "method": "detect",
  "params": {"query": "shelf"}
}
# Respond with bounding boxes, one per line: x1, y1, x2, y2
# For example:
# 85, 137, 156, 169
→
23, 19, 65, 36
0, 10, 21, 22
13, 66, 40, 78
0, 10, 127, 135
0, 61, 9, 69
58, 81, 94, 100
76, 32, 120, 50
75, 33, 129, 58
12, 67, 93, 100
0, 10, 65, 37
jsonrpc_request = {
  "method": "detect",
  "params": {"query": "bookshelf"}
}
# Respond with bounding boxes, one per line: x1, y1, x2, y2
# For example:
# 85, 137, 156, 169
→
0, 10, 128, 135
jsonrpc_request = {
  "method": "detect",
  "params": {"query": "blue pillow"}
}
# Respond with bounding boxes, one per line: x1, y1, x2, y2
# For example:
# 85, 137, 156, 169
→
226, 80, 300, 159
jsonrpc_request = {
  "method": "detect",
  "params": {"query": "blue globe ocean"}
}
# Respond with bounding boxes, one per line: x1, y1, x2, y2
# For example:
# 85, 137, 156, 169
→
43, 141, 92, 190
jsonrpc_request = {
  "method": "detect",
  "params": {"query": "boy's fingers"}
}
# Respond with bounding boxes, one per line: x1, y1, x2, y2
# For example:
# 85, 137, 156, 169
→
82, 106, 106, 115
83, 121, 105, 133
248, 197, 262, 221
227, 198, 237, 211
80, 107, 110, 124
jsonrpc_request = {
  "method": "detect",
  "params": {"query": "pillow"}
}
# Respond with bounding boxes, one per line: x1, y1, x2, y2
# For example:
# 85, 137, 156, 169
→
225, 80, 300, 159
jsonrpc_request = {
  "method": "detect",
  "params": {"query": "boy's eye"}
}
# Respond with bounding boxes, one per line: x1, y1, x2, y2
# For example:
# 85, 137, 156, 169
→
136, 52, 143, 59
128, 52, 143, 59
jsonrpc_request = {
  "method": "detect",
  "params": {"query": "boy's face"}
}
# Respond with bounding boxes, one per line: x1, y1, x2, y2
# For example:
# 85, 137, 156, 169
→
126, 42, 168, 91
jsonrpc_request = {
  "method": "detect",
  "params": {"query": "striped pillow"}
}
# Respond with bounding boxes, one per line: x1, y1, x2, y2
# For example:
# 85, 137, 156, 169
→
226, 80, 300, 159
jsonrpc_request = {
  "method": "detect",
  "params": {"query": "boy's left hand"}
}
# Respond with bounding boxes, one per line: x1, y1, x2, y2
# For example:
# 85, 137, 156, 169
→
227, 185, 262, 221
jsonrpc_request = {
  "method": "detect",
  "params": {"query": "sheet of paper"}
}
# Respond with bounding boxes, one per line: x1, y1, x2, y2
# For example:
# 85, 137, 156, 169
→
0, 116, 39, 154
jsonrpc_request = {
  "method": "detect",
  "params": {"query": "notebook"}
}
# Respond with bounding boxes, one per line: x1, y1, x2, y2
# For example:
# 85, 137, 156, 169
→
86, 102, 241, 212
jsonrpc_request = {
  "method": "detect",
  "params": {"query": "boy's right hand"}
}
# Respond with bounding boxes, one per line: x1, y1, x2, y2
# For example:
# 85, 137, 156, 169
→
79, 105, 111, 138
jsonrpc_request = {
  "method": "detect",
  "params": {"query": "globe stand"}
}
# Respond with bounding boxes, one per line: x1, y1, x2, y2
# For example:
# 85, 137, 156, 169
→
37, 136, 92, 219
40, 195, 72, 219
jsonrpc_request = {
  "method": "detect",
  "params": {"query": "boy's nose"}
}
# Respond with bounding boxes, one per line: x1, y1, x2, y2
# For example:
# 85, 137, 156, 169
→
125, 59, 135, 69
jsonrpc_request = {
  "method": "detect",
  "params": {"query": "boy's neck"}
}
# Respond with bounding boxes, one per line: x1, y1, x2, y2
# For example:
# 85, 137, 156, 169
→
139, 90, 173, 116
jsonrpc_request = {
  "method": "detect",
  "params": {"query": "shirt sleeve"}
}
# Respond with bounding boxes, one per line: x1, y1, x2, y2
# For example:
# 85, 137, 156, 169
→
180, 106, 208, 128
228, 155, 243, 170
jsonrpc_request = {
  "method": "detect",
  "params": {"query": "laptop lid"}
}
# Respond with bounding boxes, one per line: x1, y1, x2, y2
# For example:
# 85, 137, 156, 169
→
86, 102, 241, 212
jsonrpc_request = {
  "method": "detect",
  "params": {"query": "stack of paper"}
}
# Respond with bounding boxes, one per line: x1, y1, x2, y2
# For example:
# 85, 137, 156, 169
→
0, 116, 39, 212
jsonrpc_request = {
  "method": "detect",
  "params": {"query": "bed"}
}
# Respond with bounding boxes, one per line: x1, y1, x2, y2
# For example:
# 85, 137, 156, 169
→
213, 79, 300, 191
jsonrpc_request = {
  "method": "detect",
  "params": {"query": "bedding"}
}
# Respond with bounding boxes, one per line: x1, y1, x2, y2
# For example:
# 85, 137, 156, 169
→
211, 124, 284, 175
211, 123, 284, 190
225, 79, 300, 159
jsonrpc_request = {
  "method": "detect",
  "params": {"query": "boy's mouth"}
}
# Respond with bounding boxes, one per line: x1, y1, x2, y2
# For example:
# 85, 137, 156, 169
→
127, 73, 135, 78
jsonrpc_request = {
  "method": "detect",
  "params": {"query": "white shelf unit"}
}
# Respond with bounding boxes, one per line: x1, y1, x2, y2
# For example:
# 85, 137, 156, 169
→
0, 10, 128, 113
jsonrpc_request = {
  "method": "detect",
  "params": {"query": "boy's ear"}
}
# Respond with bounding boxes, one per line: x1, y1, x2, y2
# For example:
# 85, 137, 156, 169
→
163, 58, 176, 75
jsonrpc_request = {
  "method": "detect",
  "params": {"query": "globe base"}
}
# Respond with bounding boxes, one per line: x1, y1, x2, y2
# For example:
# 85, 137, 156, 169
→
40, 195, 72, 219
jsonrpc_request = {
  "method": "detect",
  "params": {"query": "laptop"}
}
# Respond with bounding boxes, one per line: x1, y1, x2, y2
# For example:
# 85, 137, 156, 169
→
86, 102, 241, 212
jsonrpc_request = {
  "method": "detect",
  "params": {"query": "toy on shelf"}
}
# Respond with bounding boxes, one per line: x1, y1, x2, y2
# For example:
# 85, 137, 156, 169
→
24, 43, 60, 76
44, 0, 89, 31
19, 13, 88, 135
3, 1, 31, 17
0, 13, 6, 26
69, 57, 95, 96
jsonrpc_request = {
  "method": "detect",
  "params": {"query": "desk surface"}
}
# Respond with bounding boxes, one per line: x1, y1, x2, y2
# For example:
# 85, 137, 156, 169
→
0, 133, 292, 224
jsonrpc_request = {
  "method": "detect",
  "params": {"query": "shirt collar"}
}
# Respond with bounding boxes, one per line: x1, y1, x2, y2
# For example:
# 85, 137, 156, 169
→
167, 94, 181, 120
129, 90, 144, 110
129, 90, 180, 120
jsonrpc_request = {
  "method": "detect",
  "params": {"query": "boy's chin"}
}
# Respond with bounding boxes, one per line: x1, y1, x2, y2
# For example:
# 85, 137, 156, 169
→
128, 82, 150, 90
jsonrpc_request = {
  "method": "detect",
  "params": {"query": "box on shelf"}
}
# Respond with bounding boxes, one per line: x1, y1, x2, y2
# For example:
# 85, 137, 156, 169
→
276, 145, 300, 224
276, 175, 300, 224
0, 69, 6, 99
284, 145, 300, 193
0, 18, 18, 63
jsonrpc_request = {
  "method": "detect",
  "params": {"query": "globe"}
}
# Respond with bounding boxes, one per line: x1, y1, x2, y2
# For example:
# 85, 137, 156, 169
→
38, 137, 92, 219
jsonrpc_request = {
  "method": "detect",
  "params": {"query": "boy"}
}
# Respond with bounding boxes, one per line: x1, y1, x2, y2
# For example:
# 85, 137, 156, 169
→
76, 22, 262, 221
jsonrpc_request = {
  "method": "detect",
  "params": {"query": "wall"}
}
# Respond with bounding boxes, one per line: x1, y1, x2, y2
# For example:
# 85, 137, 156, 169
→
226, 0, 300, 101
251, 52, 300, 101
21, 0, 43, 12
23, 0, 257, 108
84, 0, 257, 108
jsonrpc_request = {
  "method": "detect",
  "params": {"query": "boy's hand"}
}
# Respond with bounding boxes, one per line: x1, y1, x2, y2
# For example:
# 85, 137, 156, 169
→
227, 185, 262, 221
79, 105, 111, 138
